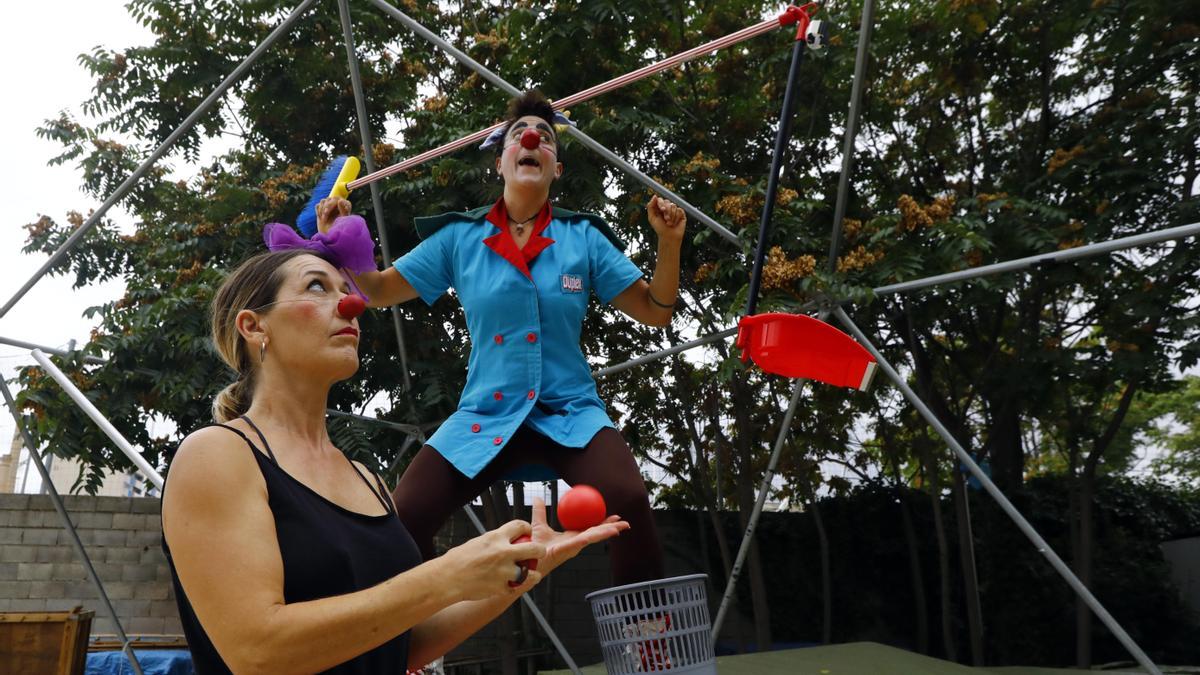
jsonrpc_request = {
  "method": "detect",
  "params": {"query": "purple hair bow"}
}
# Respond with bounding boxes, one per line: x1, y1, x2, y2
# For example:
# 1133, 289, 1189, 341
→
263, 215, 376, 299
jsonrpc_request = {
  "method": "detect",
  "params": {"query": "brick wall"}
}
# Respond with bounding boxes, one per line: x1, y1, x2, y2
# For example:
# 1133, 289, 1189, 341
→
0, 493, 748, 668
0, 493, 177, 636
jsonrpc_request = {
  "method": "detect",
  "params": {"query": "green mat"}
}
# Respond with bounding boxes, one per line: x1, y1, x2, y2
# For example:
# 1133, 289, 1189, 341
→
539, 641, 1149, 675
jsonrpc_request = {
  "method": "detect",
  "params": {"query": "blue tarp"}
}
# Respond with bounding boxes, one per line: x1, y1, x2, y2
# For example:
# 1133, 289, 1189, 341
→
85, 650, 193, 675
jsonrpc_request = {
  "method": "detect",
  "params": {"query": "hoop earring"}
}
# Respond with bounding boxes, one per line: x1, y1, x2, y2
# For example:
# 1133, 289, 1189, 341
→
259, 337, 268, 363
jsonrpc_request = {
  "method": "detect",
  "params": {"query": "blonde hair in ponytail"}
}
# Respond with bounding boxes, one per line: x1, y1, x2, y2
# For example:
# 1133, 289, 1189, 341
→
209, 249, 317, 423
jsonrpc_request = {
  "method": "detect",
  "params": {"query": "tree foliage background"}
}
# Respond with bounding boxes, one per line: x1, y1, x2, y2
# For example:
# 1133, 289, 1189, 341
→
13, 0, 1199, 667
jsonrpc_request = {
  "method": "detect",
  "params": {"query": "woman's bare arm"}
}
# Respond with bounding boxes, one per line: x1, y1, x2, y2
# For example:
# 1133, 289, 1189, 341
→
162, 427, 543, 674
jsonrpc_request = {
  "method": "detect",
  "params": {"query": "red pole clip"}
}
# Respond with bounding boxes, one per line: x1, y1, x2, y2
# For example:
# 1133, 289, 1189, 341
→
778, 5, 805, 26
777, 3, 819, 41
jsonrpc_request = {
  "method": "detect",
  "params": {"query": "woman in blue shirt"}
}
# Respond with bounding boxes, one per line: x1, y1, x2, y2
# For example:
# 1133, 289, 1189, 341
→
329, 90, 683, 586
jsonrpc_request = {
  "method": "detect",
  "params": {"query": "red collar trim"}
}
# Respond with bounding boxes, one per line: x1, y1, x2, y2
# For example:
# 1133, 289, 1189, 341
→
482, 198, 555, 279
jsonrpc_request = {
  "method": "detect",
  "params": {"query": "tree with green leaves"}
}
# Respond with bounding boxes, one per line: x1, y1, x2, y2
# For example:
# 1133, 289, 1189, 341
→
14, 0, 1199, 666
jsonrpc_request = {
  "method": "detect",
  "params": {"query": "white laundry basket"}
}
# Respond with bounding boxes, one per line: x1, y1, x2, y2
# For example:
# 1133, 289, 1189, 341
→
585, 574, 717, 674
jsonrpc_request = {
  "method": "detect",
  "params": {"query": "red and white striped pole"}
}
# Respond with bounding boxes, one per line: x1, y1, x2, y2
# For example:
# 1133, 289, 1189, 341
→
347, 7, 810, 191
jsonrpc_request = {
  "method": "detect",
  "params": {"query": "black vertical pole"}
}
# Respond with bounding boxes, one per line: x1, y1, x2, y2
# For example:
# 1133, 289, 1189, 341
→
745, 36, 808, 316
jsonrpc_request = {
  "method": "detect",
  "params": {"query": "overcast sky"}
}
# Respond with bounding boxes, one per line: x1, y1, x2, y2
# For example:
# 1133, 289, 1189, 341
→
0, 1, 152, 486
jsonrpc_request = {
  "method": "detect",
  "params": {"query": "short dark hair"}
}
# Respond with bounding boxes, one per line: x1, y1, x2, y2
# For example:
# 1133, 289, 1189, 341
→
496, 89, 558, 156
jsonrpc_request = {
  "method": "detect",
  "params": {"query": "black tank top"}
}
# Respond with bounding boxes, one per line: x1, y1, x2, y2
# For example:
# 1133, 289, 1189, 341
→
161, 416, 423, 674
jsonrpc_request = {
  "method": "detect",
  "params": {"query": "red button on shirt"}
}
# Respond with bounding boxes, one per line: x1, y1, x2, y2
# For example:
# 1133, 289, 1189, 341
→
493, 392, 503, 401
493, 437, 503, 445
527, 390, 536, 400
471, 423, 481, 433
526, 332, 537, 343
494, 334, 503, 344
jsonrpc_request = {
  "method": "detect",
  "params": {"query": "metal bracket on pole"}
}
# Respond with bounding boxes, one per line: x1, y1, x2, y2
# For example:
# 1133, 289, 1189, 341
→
0, 378, 145, 675
832, 306, 1163, 675
0, 0, 320, 320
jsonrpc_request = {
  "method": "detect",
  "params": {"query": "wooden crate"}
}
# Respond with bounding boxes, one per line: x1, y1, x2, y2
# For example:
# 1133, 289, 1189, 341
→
0, 607, 94, 675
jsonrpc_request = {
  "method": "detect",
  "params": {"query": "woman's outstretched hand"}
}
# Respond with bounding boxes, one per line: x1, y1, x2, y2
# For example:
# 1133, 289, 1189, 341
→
530, 496, 630, 576
440, 520, 547, 601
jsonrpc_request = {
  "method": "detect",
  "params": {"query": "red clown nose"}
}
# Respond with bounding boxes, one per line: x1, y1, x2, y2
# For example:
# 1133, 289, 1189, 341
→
337, 294, 366, 320
519, 128, 542, 150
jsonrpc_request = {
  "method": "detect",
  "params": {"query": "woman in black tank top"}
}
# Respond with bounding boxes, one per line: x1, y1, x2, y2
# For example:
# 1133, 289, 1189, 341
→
162, 240, 628, 674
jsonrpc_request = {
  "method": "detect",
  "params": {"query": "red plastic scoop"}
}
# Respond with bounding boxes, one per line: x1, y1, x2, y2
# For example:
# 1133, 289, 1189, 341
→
519, 127, 542, 150
736, 313, 877, 390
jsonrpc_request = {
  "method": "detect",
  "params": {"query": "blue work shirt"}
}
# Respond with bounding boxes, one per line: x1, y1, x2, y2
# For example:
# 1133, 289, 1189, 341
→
394, 199, 643, 479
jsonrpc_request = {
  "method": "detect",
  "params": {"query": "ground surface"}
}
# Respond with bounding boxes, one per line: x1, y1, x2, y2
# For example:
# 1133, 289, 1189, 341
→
539, 641, 1154, 674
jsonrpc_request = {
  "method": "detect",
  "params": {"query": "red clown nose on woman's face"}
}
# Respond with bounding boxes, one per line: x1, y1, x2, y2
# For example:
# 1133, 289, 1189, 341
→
519, 127, 542, 150
337, 294, 366, 320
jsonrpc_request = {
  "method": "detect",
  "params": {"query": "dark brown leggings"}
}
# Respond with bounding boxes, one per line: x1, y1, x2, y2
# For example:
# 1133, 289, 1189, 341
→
391, 425, 665, 585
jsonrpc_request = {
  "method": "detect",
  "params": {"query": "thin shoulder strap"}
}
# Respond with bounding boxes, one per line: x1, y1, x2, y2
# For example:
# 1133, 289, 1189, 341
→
343, 456, 395, 516
212, 424, 265, 458
238, 415, 279, 464
235, 415, 391, 516
371, 473, 396, 516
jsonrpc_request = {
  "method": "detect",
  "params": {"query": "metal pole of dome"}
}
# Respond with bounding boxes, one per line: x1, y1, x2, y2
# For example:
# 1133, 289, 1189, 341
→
336, 0, 416, 399
592, 220, 1200, 378
834, 306, 1162, 675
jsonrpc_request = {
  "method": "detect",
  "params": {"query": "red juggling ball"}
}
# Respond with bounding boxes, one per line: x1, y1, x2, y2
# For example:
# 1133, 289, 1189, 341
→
557, 485, 607, 531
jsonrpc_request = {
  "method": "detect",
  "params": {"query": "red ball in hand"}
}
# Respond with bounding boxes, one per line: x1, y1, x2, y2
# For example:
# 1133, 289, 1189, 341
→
557, 485, 607, 531
512, 534, 539, 572
519, 127, 542, 150
337, 294, 366, 320
509, 534, 538, 588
